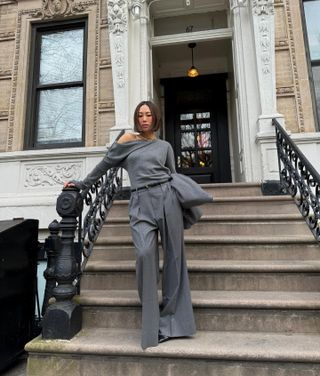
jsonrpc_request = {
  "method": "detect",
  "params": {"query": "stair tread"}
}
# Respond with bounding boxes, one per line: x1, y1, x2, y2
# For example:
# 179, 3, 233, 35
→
85, 259, 320, 272
113, 195, 294, 205
106, 213, 303, 223
26, 328, 320, 363
78, 289, 320, 309
96, 234, 316, 244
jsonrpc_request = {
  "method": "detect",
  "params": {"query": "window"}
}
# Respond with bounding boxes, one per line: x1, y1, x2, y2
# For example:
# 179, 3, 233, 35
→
302, 0, 320, 129
25, 19, 87, 149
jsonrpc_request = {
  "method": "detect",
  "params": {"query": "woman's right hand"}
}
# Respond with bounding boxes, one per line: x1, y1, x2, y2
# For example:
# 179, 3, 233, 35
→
63, 181, 75, 188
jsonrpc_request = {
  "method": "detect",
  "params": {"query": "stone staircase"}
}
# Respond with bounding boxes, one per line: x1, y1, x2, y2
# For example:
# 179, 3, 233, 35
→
26, 183, 320, 376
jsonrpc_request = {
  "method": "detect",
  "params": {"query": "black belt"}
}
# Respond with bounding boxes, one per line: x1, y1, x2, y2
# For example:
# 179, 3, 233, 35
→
131, 177, 172, 192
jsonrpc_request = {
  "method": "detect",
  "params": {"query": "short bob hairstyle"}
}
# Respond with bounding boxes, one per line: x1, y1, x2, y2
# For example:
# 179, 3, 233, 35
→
133, 100, 161, 133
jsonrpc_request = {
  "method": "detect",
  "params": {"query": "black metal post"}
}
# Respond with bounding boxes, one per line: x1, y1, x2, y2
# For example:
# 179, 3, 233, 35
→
42, 187, 83, 339
41, 220, 60, 316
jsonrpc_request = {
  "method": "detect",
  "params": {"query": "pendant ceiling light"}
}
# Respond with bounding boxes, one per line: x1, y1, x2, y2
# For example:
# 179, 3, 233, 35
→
187, 43, 199, 78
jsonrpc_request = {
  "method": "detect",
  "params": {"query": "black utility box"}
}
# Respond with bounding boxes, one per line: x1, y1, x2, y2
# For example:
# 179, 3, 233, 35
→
0, 219, 39, 372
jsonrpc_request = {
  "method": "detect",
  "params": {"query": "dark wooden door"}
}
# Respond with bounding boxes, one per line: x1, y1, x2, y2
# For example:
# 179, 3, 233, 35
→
162, 74, 231, 183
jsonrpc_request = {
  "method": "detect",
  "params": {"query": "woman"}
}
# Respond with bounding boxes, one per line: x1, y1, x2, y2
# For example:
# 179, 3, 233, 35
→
65, 101, 196, 349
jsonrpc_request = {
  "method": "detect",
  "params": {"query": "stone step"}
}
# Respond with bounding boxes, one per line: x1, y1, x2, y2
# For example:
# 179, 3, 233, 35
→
26, 328, 320, 376
92, 242, 319, 261
81, 259, 320, 292
108, 196, 298, 217
78, 289, 320, 334
93, 236, 319, 261
199, 182, 263, 197
101, 217, 310, 237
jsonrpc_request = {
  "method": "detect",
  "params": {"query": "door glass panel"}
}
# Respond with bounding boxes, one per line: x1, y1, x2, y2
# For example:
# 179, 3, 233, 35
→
197, 131, 211, 148
196, 112, 210, 119
180, 124, 194, 131
181, 132, 195, 149
197, 123, 211, 130
180, 113, 194, 120
198, 150, 213, 168
180, 151, 196, 168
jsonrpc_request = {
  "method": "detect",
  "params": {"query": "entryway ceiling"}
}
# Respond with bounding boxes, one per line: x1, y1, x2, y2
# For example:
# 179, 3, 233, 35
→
148, 0, 228, 18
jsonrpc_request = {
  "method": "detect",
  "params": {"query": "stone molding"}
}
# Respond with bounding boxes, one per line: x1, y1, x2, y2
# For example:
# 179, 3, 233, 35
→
107, 0, 127, 34
30, 0, 89, 20
24, 162, 82, 188
252, 0, 274, 16
0, 31, 15, 41
276, 86, 295, 97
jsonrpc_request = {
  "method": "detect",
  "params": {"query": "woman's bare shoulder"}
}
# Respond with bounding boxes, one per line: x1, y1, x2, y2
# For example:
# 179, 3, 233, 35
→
117, 132, 138, 144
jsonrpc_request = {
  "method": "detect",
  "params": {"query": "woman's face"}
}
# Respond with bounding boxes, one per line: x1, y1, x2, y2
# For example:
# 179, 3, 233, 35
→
138, 104, 153, 133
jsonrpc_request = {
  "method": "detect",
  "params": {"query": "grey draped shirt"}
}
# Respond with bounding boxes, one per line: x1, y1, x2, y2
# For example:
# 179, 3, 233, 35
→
73, 139, 176, 190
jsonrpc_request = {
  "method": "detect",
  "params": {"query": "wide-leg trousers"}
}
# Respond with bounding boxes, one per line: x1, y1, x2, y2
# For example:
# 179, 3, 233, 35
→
129, 181, 196, 349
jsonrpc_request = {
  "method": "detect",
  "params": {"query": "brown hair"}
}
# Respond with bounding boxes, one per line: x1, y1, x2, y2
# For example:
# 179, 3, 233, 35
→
133, 101, 161, 132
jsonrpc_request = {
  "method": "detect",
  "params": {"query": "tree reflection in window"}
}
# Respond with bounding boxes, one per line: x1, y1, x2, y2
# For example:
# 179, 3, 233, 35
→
35, 27, 84, 145
177, 111, 213, 168
39, 29, 83, 85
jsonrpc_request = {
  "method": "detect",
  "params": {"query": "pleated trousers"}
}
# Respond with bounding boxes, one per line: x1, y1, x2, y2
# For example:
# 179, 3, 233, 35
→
129, 181, 196, 349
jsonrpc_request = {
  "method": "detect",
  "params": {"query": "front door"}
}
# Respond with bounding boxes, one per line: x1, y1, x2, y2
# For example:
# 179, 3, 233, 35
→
162, 74, 231, 183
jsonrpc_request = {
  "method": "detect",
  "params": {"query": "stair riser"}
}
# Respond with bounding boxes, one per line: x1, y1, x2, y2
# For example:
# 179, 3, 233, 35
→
198, 185, 263, 197
82, 306, 320, 334
81, 272, 320, 292
101, 221, 310, 237
27, 354, 320, 376
92, 244, 320, 261
108, 200, 298, 218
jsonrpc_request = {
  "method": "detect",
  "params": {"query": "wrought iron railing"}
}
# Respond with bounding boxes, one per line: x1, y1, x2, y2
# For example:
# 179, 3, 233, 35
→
273, 118, 320, 243
41, 130, 124, 339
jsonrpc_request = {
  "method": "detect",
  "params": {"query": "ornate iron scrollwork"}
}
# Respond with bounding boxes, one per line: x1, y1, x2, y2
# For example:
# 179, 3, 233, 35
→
80, 165, 123, 265
274, 119, 320, 242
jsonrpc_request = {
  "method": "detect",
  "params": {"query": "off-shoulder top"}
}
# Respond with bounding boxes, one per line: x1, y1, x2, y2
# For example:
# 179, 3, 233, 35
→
74, 138, 176, 190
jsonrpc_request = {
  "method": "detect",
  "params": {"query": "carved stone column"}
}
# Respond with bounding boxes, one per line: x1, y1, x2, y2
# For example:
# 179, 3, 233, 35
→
251, 0, 283, 134
107, 0, 131, 143
230, 0, 255, 181
251, 0, 285, 180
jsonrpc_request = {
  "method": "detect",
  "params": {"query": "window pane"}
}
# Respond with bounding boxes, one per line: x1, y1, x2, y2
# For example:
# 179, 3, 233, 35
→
39, 28, 84, 85
196, 112, 210, 119
197, 131, 212, 148
180, 151, 196, 168
180, 113, 193, 120
197, 123, 211, 130
37, 87, 83, 144
181, 132, 195, 149
198, 150, 213, 168
304, 0, 320, 60
312, 65, 320, 118
180, 124, 194, 131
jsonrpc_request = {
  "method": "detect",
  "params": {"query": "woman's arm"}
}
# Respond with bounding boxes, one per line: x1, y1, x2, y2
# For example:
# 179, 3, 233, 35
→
64, 133, 138, 189
166, 143, 177, 173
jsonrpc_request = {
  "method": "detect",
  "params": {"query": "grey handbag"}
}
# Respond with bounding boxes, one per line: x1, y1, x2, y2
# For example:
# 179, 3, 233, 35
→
170, 173, 213, 229
170, 173, 213, 209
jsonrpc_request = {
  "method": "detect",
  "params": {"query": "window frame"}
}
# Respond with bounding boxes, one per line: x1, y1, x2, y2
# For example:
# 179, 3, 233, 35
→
301, 0, 320, 131
25, 18, 88, 150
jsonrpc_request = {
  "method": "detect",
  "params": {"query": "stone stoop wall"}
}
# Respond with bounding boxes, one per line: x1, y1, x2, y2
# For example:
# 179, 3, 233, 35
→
275, 0, 316, 133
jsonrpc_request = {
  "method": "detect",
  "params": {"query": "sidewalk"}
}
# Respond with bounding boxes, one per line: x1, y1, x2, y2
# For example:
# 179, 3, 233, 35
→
1, 355, 27, 376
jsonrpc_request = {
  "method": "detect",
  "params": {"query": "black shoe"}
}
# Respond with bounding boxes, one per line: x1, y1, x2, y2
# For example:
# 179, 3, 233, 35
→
158, 333, 171, 343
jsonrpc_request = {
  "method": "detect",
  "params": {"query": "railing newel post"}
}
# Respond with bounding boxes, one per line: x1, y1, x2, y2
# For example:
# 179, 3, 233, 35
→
42, 187, 83, 339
